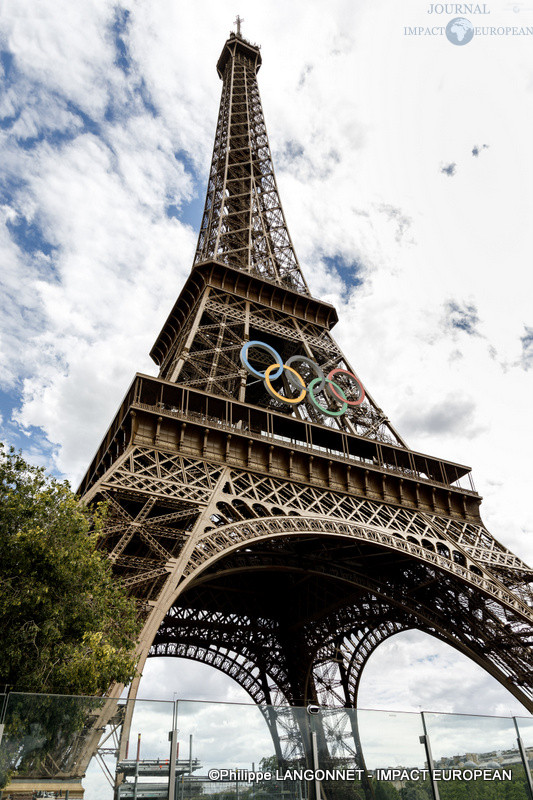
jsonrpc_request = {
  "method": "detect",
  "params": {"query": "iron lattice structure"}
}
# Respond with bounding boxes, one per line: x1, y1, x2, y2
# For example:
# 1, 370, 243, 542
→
193, 34, 308, 294
78, 29, 532, 774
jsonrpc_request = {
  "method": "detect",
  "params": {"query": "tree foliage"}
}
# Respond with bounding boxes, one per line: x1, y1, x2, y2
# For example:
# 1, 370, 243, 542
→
0, 444, 141, 695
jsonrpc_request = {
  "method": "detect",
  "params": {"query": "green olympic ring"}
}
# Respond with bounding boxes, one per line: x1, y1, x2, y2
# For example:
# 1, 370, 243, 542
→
308, 377, 348, 417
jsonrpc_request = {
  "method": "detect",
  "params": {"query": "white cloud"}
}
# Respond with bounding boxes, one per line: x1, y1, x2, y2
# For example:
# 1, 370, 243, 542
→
357, 630, 530, 716
2, 0, 126, 118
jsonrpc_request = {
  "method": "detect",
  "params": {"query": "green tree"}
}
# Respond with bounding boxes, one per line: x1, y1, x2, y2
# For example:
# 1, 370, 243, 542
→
399, 784, 431, 800
374, 781, 401, 800
0, 444, 141, 695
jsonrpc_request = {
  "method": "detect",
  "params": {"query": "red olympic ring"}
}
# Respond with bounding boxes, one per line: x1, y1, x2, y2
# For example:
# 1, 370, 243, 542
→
327, 368, 365, 407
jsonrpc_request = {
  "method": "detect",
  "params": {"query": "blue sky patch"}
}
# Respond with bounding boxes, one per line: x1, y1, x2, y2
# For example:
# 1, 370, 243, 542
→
169, 149, 206, 230
520, 325, 533, 369
323, 254, 364, 289
0, 390, 58, 472
0, 50, 15, 85
112, 7, 132, 75
167, 195, 204, 232
445, 300, 479, 335
15, 125, 81, 151
279, 139, 305, 162
5, 214, 56, 258
441, 162, 456, 177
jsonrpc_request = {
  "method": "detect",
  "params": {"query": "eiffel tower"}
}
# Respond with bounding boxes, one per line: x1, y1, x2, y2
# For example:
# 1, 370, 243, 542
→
79, 23, 533, 765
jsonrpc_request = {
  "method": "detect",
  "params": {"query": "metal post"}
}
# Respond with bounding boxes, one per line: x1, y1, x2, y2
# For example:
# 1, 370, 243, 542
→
168, 729, 179, 800
420, 713, 440, 800
169, 699, 180, 800
0, 691, 8, 747
311, 731, 321, 800
132, 733, 141, 800
0, 691, 8, 724
513, 718, 533, 800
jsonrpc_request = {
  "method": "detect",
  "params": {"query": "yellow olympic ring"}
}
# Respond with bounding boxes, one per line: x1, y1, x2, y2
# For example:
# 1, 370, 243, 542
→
264, 363, 307, 404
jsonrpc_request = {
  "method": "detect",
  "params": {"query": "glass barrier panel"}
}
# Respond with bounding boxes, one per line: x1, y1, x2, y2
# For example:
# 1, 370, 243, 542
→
516, 717, 533, 747
0, 692, 109, 797
0, 693, 175, 800
109, 698, 175, 800
176, 700, 310, 800
423, 711, 530, 800
316, 707, 431, 800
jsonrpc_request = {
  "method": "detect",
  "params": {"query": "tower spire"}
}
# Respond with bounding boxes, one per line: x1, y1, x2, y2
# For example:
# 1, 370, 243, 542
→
194, 32, 310, 295
234, 14, 244, 36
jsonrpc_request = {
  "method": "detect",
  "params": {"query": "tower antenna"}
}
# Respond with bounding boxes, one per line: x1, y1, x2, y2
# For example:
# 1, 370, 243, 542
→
234, 14, 244, 36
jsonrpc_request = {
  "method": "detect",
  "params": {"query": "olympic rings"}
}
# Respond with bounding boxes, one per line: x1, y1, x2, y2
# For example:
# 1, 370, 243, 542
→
240, 341, 365, 417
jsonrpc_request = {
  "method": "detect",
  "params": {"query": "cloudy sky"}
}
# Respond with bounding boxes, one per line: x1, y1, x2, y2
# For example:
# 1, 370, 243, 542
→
1, 0, 532, 720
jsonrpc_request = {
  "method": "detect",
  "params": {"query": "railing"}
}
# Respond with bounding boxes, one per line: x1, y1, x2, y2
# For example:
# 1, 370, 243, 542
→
134, 402, 478, 496
1, 694, 532, 800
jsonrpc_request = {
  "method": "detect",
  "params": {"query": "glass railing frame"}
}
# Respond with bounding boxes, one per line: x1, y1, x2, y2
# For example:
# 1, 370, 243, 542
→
0, 693, 531, 800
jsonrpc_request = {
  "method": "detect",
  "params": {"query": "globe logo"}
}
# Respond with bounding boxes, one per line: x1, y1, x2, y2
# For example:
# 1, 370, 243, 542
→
446, 17, 475, 45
